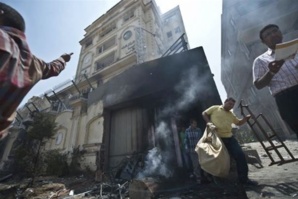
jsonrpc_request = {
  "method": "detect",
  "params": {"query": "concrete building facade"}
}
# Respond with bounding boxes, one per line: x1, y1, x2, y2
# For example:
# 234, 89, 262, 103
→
0, 0, 190, 171
221, 0, 298, 138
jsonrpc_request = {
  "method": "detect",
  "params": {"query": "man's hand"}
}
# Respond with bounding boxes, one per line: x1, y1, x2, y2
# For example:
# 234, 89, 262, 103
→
61, 52, 73, 62
245, 115, 251, 121
268, 59, 284, 74
207, 122, 216, 131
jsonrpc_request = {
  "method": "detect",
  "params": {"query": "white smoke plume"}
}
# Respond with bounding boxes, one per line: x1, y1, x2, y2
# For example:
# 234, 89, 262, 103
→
162, 65, 211, 116
137, 122, 173, 179
137, 66, 211, 179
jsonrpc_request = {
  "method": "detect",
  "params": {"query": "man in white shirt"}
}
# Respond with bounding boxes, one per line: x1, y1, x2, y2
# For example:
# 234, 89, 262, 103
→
253, 24, 298, 138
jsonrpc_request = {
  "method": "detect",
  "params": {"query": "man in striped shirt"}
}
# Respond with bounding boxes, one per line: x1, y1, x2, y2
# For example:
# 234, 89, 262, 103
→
253, 24, 298, 138
0, 3, 72, 138
184, 119, 204, 181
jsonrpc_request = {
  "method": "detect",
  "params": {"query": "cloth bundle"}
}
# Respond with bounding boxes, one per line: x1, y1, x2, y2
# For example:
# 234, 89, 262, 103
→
195, 124, 230, 177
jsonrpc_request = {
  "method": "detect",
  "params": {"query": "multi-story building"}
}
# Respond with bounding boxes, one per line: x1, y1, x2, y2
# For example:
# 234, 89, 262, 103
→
221, 0, 298, 138
0, 0, 192, 171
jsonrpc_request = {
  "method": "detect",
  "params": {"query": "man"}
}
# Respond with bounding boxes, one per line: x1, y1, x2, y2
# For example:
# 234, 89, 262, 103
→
184, 119, 208, 183
178, 125, 191, 171
253, 24, 298, 138
0, 3, 72, 137
202, 98, 258, 186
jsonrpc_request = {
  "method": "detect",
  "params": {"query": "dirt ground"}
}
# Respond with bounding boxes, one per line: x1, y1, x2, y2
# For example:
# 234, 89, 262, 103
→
243, 139, 298, 199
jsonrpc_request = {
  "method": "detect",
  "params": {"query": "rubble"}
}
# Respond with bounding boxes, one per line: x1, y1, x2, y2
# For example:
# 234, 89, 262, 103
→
0, 140, 297, 198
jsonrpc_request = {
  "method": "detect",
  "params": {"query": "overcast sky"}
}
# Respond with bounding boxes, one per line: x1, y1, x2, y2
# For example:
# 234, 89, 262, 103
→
2, 0, 224, 106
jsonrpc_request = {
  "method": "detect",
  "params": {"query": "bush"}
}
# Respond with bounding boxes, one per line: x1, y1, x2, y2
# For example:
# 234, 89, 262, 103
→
68, 146, 86, 176
43, 150, 69, 176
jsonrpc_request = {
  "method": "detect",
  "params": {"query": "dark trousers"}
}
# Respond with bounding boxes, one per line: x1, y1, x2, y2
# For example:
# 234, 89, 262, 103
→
221, 136, 248, 182
275, 85, 298, 138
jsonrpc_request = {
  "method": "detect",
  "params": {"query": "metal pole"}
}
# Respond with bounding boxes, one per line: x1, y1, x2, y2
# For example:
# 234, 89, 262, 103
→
52, 90, 67, 110
83, 74, 95, 90
71, 80, 81, 94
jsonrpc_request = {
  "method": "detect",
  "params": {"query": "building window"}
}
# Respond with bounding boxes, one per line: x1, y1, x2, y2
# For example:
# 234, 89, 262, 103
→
97, 36, 116, 54
55, 132, 63, 145
85, 39, 93, 49
167, 31, 173, 38
123, 10, 135, 22
175, 27, 181, 34
100, 23, 117, 38
95, 52, 115, 71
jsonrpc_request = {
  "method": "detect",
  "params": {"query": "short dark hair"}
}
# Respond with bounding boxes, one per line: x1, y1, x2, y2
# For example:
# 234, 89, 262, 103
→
224, 97, 236, 103
190, 119, 197, 124
0, 3, 25, 32
259, 24, 279, 41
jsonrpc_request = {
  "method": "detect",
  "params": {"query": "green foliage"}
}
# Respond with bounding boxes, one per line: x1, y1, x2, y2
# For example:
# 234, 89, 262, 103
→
43, 150, 69, 176
68, 146, 86, 175
6, 112, 58, 178
11, 146, 35, 176
27, 112, 57, 141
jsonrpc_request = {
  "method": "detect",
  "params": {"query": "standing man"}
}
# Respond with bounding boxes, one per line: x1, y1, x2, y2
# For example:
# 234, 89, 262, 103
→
202, 98, 258, 186
253, 24, 298, 138
178, 125, 191, 172
0, 2, 73, 138
184, 119, 207, 183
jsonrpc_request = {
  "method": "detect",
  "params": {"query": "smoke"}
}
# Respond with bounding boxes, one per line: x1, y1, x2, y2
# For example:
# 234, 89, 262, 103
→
137, 66, 212, 179
162, 65, 211, 116
137, 122, 173, 179
104, 85, 131, 105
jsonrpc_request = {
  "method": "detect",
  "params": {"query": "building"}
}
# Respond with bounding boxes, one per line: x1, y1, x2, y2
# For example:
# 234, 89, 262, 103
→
221, 0, 298, 138
0, 0, 221, 175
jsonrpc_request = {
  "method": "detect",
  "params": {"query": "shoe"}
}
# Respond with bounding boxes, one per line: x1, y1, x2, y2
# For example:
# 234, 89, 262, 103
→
240, 179, 258, 186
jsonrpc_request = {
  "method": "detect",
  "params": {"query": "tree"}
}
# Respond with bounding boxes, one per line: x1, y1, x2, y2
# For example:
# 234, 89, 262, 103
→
26, 111, 57, 186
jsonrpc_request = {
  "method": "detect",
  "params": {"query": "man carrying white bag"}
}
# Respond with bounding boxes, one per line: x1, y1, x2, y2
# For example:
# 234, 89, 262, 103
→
198, 97, 258, 186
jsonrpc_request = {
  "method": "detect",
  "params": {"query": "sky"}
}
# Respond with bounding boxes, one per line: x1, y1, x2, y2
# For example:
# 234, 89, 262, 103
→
2, 0, 225, 107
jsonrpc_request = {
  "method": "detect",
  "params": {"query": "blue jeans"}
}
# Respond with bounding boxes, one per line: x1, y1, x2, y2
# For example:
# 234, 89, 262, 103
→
181, 149, 192, 171
221, 136, 248, 182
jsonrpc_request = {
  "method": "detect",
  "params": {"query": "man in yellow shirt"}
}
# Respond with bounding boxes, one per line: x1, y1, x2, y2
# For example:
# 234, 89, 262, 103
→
202, 97, 258, 186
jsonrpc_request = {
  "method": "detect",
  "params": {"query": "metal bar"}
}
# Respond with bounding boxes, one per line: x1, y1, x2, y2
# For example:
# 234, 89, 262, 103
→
16, 111, 23, 120
83, 74, 94, 90
239, 100, 276, 163
30, 102, 39, 112
162, 33, 187, 57
239, 100, 298, 166
261, 114, 296, 159
71, 80, 81, 94
25, 104, 33, 113
52, 90, 67, 110
43, 94, 53, 107
246, 120, 276, 163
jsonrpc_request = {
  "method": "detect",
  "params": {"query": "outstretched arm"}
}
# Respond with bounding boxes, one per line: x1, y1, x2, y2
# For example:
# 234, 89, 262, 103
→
31, 53, 73, 79
236, 115, 251, 126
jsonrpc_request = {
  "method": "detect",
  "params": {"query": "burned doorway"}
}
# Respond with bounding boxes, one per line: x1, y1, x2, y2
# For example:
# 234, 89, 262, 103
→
108, 106, 149, 168
175, 100, 206, 131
